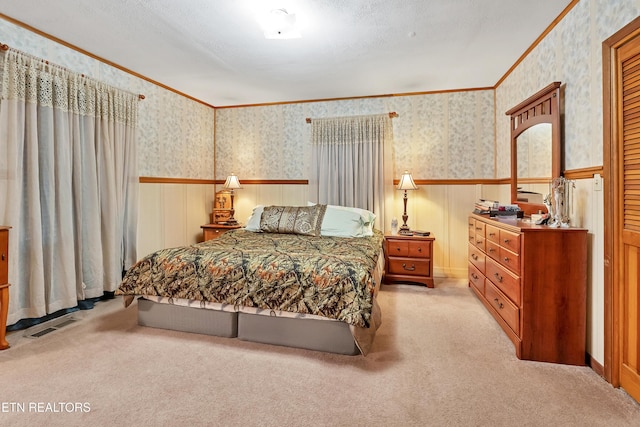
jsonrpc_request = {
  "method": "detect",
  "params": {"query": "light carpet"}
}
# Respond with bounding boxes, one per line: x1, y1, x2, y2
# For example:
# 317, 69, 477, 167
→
1, 279, 639, 427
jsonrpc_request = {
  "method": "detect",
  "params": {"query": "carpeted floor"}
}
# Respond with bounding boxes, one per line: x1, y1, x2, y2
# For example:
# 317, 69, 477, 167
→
1, 279, 639, 426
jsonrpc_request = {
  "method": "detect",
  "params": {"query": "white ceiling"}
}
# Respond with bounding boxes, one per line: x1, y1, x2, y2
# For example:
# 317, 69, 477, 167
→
0, 0, 573, 107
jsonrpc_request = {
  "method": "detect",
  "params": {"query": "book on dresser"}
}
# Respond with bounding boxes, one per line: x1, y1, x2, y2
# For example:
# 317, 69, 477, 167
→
467, 213, 587, 365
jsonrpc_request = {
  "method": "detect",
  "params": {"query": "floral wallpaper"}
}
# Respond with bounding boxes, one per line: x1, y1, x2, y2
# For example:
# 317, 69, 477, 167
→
496, 0, 640, 178
0, 18, 215, 179
216, 90, 495, 181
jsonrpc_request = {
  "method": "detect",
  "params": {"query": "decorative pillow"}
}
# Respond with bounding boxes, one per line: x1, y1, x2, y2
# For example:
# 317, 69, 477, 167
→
259, 205, 327, 236
245, 205, 264, 232
307, 202, 376, 237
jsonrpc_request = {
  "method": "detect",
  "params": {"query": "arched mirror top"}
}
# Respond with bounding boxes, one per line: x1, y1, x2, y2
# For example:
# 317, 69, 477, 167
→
506, 82, 562, 216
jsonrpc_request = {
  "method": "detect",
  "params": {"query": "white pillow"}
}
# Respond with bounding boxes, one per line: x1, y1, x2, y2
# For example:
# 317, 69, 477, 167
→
308, 202, 376, 237
245, 205, 264, 232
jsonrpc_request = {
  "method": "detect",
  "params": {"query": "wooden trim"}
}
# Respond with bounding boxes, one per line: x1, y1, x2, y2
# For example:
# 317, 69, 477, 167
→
217, 87, 494, 110
563, 166, 604, 180
139, 177, 216, 184
0, 14, 216, 110
494, 0, 579, 87
602, 15, 640, 387
214, 179, 309, 185
393, 178, 510, 186
586, 352, 606, 379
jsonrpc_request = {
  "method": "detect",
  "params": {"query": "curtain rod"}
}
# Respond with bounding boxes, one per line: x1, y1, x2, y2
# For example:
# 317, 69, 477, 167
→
305, 111, 398, 123
0, 42, 145, 100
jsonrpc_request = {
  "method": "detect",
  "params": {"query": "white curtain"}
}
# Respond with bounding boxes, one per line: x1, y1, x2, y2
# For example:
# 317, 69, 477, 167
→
309, 114, 394, 229
0, 49, 139, 325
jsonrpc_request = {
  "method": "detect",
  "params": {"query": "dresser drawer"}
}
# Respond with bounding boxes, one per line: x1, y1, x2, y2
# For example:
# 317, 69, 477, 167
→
499, 229, 521, 254
486, 257, 521, 305
473, 234, 486, 251
468, 243, 486, 273
485, 280, 520, 335
473, 220, 485, 237
498, 246, 520, 274
0, 229, 7, 284
485, 224, 500, 244
485, 240, 500, 261
387, 258, 430, 276
468, 263, 485, 295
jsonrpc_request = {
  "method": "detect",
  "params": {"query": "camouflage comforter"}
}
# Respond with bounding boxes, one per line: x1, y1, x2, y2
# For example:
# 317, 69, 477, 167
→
116, 229, 384, 328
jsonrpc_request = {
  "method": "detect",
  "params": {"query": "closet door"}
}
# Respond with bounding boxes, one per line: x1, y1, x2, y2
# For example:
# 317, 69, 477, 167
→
618, 34, 640, 404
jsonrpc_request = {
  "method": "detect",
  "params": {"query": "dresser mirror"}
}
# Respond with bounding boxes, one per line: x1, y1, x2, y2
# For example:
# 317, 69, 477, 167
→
506, 82, 562, 216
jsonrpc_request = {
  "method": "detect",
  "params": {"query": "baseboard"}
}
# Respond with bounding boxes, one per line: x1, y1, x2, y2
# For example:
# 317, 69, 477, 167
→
586, 352, 605, 378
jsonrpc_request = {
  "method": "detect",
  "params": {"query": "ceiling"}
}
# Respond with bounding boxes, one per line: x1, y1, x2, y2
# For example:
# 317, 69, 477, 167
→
0, 0, 574, 107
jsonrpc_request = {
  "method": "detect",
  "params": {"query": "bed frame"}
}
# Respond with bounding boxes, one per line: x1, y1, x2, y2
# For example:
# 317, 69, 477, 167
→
137, 298, 360, 355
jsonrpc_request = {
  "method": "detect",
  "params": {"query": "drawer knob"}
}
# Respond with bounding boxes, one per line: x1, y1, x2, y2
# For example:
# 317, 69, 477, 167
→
476, 239, 481, 244
503, 257, 510, 262
402, 263, 416, 271
488, 248, 495, 253
494, 273, 503, 282
471, 273, 478, 280
1, 253, 4, 261
489, 232, 495, 237
471, 254, 478, 260
503, 239, 510, 243
476, 227, 482, 231
494, 298, 504, 309
418, 247, 422, 253
396, 247, 401, 251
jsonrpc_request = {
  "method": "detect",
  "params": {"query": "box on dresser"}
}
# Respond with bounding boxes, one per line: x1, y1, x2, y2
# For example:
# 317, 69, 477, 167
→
468, 213, 587, 365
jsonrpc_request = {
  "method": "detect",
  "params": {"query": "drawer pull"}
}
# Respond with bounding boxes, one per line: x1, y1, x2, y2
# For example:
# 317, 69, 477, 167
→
471, 254, 478, 260
402, 263, 416, 271
418, 247, 422, 253
494, 298, 504, 309
503, 238, 510, 243
1, 253, 4, 261
475, 227, 482, 231
476, 239, 482, 244
488, 248, 495, 253
471, 273, 478, 280
494, 272, 503, 282
503, 257, 510, 262
489, 232, 496, 237
396, 247, 401, 251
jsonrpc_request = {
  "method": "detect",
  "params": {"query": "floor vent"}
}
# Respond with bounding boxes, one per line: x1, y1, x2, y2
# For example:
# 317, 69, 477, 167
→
25, 316, 80, 339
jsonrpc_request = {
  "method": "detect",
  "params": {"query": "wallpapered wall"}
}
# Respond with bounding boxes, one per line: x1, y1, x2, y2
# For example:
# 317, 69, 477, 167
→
0, 18, 215, 180
216, 91, 495, 181
496, 0, 640, 177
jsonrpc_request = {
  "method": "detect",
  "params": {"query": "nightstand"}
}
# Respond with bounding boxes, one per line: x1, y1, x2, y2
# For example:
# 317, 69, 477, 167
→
384, 233, 435, 287
201, 223, 242, 241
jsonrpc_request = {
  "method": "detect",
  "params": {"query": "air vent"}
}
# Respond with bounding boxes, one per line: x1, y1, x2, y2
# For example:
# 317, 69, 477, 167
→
25, 316, 79, 339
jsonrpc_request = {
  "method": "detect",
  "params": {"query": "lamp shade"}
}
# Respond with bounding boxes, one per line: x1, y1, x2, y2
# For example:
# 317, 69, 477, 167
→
223, 174, 242, 190
397, 171, 417, 190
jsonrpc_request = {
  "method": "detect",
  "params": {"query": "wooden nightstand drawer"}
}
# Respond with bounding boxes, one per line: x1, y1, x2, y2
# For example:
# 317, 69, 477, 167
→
387, 240, 409, 257
387, 258, 430, 276
201, 224, 242, 241
408, 240, 430, 258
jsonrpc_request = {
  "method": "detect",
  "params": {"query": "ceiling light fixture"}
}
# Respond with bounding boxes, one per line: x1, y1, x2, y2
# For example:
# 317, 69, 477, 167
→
257, 8, 301, 39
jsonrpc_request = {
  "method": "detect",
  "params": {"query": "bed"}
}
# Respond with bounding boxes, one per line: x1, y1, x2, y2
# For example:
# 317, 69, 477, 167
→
115, 204, 385, 355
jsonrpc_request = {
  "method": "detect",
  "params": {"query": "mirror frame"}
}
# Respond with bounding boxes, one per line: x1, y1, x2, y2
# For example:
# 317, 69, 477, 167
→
505, 82, 562, 216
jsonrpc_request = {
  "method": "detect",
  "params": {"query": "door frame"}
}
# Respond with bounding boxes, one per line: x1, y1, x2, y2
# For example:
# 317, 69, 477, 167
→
603, 16, 640, 387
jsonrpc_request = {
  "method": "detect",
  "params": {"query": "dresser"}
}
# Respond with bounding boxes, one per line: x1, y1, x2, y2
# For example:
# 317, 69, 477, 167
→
201, 223, 242, 241
384, 234, 435, 287
0, 226, 10, 350
468, 214, 587, 365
